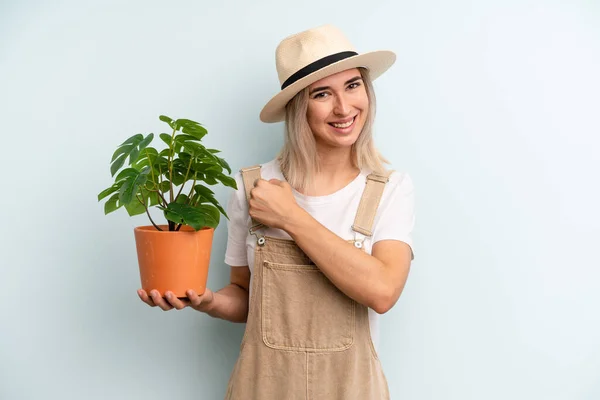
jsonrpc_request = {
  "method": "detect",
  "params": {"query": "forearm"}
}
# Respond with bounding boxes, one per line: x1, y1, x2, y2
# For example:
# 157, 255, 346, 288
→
284, 208, 392, 314
204, 284, 249, 323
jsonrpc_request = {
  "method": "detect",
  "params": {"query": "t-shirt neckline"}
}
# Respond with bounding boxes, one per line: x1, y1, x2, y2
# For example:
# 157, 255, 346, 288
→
273, 162, 367, 206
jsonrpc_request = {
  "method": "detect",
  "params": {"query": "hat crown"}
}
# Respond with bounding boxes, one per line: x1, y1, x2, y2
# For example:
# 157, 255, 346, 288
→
275, 25, 357, 86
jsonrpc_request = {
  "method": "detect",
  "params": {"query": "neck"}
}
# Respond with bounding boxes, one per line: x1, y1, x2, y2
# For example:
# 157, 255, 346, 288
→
315, 146, 357, 177
295, 144, 359, 196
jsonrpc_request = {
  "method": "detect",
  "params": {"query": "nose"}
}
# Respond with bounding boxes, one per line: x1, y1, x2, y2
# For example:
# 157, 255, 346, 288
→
333, 93, 352, 117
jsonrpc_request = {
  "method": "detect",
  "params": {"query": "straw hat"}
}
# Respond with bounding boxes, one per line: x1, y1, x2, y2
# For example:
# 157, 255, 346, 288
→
259, 24, 396, 123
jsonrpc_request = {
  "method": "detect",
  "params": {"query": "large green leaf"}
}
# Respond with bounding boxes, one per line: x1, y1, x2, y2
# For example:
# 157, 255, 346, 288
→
204, 168, 237, 189
104, 193, 121, 214
175, 119, 208, 140
198, 204, 220, 226
215, 173, 237, 189
159, 181, 171, 193
111, 134, 143, 162
158, 202, 219, 230
114, 167, 139, 183
174, 134, 202, 144
159, 133, 173, 147
124, 186, 156, 216
193, 184, 215, 197
131, 133, 154, 164
110, 153, 128, 177
98, 183, 120, 201
109, 133, 154, 176
118, 167, 150, 205
216, 156, 232, 174
159, 115, 174, 129
196, 194, 228, 219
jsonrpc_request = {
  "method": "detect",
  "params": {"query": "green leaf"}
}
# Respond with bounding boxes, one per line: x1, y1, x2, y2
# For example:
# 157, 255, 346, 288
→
159, 148, 171, 157
159, 181, 171, 193
110, 153, 128, 177
159, 115, 174, 129
98, 184, 120, 201
118, 167, 150, 205
216, 156, 232, 174
203, 175, 217, 185
174, 134, 202, 144
217, 173, 237, 189
160, 133, 173, 147
193, 184, 215, 197
131, 133, 154, 164
109, 133, 154, 176
158, 202, 219, 230
114, 167, 139, 183
196, 193, 228, 220
207, 149, 221, 154
104, 193, 121, 214
111, 134, 143, 162
124, 196, 146, 216
198, 204, 221, 226
175, 194, 189, 204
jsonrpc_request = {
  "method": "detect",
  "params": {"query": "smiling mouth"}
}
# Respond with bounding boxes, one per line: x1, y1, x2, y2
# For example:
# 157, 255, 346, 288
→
328, 117, 356, 129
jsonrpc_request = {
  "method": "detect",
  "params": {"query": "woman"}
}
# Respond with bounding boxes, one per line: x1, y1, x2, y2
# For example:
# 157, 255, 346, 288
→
139, 24, 415, 399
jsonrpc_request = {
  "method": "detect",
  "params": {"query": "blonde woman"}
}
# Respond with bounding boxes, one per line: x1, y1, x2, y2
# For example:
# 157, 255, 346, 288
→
139, 24, 415, 399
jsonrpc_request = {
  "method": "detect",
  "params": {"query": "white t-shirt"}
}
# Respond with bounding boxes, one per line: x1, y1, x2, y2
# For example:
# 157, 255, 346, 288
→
224, 159, 415, 352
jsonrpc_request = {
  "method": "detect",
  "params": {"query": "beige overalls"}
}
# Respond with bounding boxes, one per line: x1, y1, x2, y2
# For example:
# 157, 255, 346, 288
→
225, 165, 393, 400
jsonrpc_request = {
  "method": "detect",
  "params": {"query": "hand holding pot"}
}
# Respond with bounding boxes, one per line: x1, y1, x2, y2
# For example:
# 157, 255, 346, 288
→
137, 288, 214, 312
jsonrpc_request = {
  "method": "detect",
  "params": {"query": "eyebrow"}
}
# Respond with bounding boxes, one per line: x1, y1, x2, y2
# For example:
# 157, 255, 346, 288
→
309, 76, 363, 95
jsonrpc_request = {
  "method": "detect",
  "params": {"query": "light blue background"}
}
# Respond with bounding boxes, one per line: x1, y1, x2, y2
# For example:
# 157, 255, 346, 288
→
1, 0, 599, 399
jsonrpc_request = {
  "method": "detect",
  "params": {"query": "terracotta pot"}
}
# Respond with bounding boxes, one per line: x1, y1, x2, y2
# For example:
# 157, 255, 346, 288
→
133, 224, 214, 298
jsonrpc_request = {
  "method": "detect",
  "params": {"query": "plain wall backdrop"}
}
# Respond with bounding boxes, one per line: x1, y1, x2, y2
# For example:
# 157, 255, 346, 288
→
1, 0, 599, 399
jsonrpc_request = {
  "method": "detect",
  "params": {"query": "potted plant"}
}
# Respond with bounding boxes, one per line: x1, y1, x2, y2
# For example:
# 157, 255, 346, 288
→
97, 115, 237, 298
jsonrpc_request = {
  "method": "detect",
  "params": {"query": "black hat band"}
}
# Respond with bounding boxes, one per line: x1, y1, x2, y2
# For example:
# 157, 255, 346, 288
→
281, 51, 359, 90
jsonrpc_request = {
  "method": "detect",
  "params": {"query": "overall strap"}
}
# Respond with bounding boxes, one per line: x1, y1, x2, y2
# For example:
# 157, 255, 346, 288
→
352, 170, 394, 237
239, 165, 266, 233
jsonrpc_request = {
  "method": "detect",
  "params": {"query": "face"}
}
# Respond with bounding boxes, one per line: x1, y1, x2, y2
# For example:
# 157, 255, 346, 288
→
306, 68, 369, 151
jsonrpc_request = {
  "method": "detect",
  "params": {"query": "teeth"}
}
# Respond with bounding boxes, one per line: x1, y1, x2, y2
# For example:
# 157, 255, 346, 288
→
332, 118, 354, 128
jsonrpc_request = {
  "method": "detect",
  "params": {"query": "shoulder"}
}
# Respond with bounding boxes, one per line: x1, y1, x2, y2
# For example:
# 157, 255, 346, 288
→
368, 169, 414, 194
373, 169, 414, 207
232, 158, 282, 193
235, 158, 283, 181
387, 170, 413, 190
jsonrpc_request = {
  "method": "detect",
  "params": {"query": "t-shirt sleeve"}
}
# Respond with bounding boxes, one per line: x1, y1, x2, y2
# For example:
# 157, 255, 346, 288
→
224, 172, 250, 267
371, 172, 416, 260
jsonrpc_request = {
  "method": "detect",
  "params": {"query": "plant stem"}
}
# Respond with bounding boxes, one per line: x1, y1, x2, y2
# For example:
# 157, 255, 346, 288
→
174, 155, 194, 202
136, 194, 163, 231
168, 126, 177, 203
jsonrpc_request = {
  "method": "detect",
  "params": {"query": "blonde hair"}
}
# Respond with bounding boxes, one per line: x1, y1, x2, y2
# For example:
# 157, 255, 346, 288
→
278, 67, 389, 192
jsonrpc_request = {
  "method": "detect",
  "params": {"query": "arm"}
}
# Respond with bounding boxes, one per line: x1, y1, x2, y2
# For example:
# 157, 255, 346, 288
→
203, 266, 250, 322
249, 177, 414, 314
285, 211, 411, 314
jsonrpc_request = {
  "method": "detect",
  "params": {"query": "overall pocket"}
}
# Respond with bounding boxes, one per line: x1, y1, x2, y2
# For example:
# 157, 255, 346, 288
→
261, 260, 355, 352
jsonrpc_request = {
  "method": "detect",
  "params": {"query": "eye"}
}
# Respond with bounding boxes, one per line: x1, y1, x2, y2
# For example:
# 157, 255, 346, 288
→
347, 82, 362, 90
313, 92, 329, 99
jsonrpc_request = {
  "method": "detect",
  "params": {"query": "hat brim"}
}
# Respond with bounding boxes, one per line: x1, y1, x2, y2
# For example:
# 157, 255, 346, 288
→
259, 50, 396, 123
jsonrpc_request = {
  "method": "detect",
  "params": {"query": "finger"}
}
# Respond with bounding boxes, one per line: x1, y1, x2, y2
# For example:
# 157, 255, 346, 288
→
186, 289, 212, 309
186, 289, 204, 308
150, 290, 174, 311
164, 291, 190, 310
138, 289, 156, 307
268, 179, 283, 186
